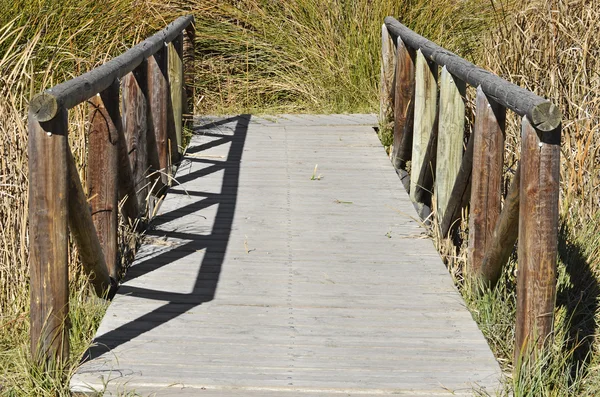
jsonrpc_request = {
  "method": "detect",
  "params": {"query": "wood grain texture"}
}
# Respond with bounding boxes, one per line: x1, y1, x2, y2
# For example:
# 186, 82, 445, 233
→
440, 133, 474, 238
147, 47, 171, 186
515, 117, 560, 362
28, 108, 69, 364
383, 16, 560, 132
121, 70, 148, 219
467, 87, 505, 279
66, 149, 112, 296
168, 34, 184, 157
480, 165, 520, 287
183, 24, 195, 130
391, 38, 415, 170
72, 115, 501, 396
379, 24, 395, 132
435, 67, 465, 221
410, 50, 437, 201
87, 91, 119, 279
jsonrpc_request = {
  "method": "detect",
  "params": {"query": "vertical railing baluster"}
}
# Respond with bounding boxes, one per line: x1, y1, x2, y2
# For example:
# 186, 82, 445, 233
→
379, 23, 396, 139
169, 34, 184, 160
391, 38, 415, 171
148, 46, 170, 186
516, 117, 560, 362
468, 86, 506, 280
183, 23, 195, 130
28, 107, 70, 365
410, 50, 437, 201
88, 84, 119, 280
435, 66, 465, 224
122, 66, 150, 217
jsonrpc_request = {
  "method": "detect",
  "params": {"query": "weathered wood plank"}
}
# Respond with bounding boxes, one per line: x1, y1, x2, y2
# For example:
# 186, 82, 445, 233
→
148, 46, 171, 186
440, 133, 474, 238
384, 16, 560, 132
515, 117, 560, 362
183, 23, 195, 130
168, 34, 184, 157
435, 66, 465, 221
379, 24, 395, 134
467, 87, 505, 279
480, 165, 520, 287
66, 149, 112, 297
391, 38, 415, 170
72, 115, 501, 396
410, 50, 437, 201
121, 69, 149, 218
28, 108, 69, 364
87, 90, 119, 279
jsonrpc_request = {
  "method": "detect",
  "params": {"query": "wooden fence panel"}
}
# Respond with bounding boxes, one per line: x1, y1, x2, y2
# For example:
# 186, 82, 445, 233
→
435, 66, 465, 221
410, 50, 437, 200
391, 38, 415, 170
380, 23, 396, 133
28, 108, 69, 364
516, 117, 560, 361
169, 34, 184, 158
468, 87, 505, 278
87, 89, 119, 279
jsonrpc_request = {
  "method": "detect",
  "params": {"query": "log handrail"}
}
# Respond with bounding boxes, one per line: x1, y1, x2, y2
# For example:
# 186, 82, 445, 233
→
380, 16, 561, 367
28, 16, 195, 366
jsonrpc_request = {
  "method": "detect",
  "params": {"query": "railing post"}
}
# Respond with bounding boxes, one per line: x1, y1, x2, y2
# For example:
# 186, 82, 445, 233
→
468, 86, 505, 280
183, 23, 195, 131
147, 45, 171, 186
122, 67, 150, 217
410, 49, 437, 201
391, 37, 415, 170
168, 34, 184, 159
515, 117, 560, 362
435, 66, 465, 223
28, 107, 69, 365
379, 24, 395, 140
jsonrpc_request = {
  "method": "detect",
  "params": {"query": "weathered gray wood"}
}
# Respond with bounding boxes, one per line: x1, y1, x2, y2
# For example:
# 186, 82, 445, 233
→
413, 116, 437, 207
391, 38, 415, 170
468, 87, 505, 279
66, 149, 112, 297
121, 70, 148, 218
480, 165, 520, 287
410, 50, 437, 201
28, 108, 69, 365
435, 67, 465, 221
183, 23, 195, 130
72, 115, 501, 396
29, 16, 194, 122
379, 24, 395, 132
383, 16, 560, 132
515, 117, 560, 362
87, 91, 119, 280
440, 133, 474, 238
147, 47, 171, 186
168, 34, 184, 157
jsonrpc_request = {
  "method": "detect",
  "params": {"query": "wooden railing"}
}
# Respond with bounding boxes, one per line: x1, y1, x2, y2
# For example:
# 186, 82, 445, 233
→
380, 17, 561, 364
27, 16, 195, 365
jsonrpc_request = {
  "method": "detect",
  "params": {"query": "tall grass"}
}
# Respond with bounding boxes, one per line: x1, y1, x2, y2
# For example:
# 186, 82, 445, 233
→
2, 0, 600, 395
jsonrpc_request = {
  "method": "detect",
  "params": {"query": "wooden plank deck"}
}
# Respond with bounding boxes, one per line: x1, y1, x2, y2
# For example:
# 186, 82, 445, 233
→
71, 114, 501, 396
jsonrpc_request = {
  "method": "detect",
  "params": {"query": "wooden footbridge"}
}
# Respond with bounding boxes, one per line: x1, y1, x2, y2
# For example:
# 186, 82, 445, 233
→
27, 15, 561, 397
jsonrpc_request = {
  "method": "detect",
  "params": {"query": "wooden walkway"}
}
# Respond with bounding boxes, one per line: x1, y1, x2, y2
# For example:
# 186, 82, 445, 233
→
71, 114, 501, 396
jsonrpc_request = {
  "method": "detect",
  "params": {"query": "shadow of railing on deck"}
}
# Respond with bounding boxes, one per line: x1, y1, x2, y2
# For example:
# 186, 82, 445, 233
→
84, 114, 250, 358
